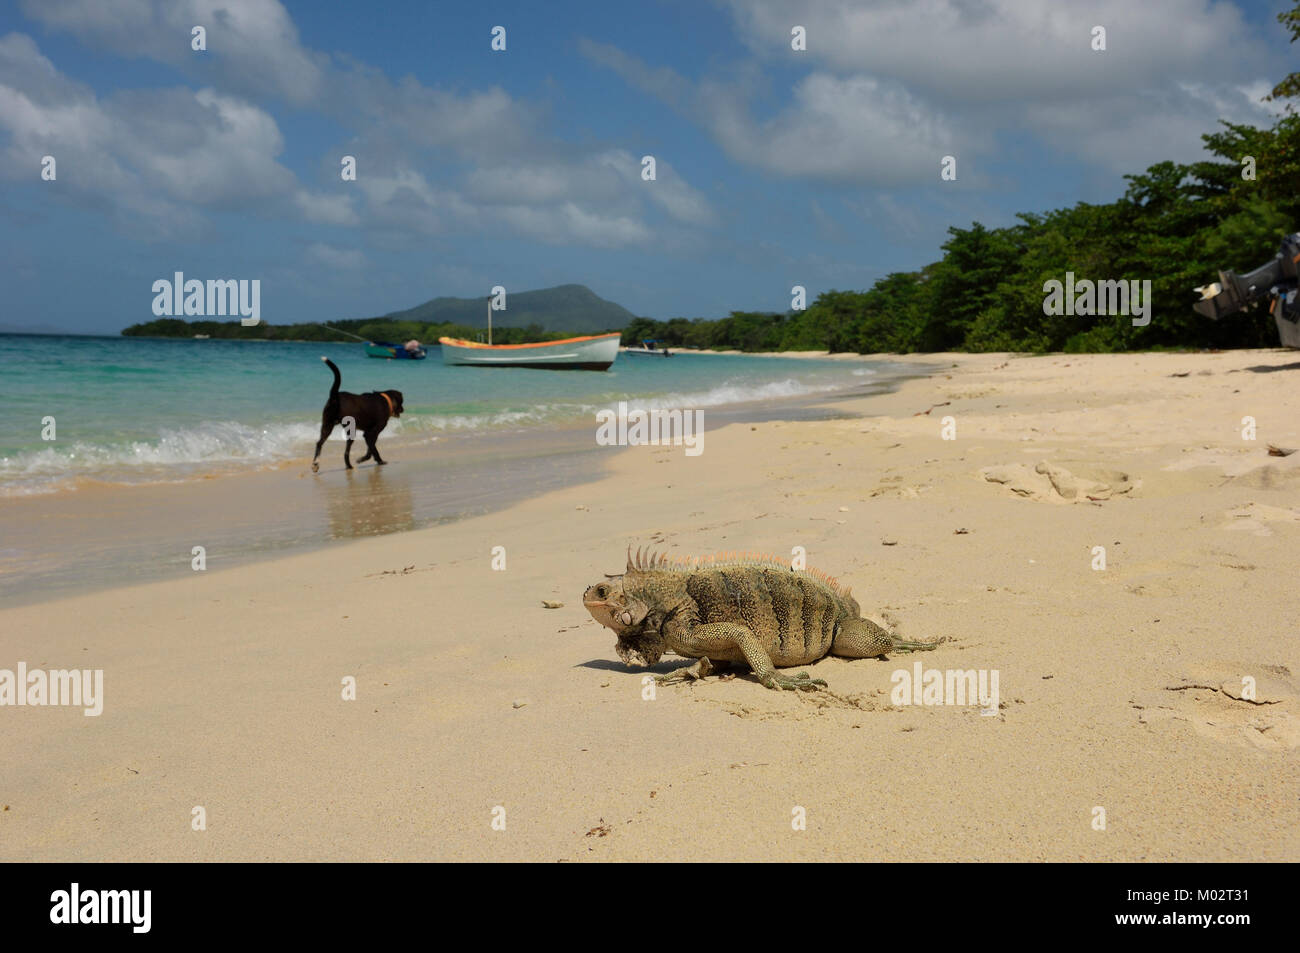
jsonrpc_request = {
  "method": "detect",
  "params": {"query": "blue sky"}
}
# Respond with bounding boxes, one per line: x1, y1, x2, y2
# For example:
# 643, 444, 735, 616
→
0, 0, 1294, 334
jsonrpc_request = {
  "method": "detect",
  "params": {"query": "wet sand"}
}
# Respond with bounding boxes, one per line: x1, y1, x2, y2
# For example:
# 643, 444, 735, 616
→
0, 381, 907, 606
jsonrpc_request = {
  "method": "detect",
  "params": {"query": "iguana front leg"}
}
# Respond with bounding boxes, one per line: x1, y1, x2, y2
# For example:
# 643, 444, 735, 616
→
654, 656, 720, 685
667, 621, 826, 691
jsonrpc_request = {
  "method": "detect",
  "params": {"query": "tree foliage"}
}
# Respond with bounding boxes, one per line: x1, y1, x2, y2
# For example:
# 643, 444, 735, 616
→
121, 316, 576, 345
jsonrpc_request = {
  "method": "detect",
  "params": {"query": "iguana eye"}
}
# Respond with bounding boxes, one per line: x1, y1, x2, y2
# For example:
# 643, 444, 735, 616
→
596, 585, 609, 598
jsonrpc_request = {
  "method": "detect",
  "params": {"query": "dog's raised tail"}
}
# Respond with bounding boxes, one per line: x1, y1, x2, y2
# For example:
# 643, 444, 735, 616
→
321, 356, 341, 399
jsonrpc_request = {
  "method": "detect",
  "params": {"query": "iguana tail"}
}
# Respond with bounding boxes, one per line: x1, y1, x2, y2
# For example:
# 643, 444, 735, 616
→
874, 612, 945, 654
833, 618, 945, 658
890, 636, 946, 653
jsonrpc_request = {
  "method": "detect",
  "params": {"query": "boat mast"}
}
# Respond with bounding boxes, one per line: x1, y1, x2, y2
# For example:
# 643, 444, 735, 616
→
487, 296, 493, 346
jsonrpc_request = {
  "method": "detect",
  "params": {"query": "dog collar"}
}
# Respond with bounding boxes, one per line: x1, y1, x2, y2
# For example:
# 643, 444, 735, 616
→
380, 393, 394, 415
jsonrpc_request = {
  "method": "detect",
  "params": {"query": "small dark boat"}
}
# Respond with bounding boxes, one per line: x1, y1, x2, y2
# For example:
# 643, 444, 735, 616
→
365, 340, 427, 360
622, 339, 672, 357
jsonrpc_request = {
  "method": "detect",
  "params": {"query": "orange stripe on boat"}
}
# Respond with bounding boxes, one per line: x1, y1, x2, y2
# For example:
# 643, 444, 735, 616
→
437, 333, 621, 350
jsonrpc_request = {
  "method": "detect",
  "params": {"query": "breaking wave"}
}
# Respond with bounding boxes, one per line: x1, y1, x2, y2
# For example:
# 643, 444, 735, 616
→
0, 375, 858, 494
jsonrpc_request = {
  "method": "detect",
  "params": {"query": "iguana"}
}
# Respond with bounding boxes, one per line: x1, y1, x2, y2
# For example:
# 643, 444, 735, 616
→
582, 547, 943, 691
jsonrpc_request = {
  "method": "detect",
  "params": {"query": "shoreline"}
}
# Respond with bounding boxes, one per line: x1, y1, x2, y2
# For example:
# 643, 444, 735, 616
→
0, 371, 913, 608
2, 349, 1297, 861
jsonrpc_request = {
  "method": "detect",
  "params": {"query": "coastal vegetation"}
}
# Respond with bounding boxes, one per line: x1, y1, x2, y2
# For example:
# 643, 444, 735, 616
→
121, 316, 579, 346
627, 111, 1298, 354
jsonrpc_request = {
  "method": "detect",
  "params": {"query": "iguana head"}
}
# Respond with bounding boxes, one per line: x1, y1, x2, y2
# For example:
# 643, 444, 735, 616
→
582, 573, 664, 667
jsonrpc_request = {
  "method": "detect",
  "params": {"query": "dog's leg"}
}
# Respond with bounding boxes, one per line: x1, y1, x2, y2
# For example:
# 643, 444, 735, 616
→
356, 437, 373, 464
344, 437, 355, 469
364, 433, 385, 466
311, 418, 334, 473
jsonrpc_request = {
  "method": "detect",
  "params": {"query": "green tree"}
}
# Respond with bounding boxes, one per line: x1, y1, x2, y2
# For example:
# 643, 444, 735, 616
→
1269, 0, 1300, 104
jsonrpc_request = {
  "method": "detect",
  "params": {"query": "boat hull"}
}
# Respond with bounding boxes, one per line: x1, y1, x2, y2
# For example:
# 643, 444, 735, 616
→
438, 333, 621, 370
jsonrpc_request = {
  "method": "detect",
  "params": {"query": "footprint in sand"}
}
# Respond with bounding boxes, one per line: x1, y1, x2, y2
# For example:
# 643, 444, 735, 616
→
979, 461, 1137, 503
1229, 463, 1300, 491
1221, 501, 1300, 537
1130, 665, 1299, 750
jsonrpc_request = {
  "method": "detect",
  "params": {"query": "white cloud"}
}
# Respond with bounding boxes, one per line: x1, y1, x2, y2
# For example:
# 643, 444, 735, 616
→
305, 242, 364, 269
3, 1, 721, 251
702, 72, 961, 184
581, 42, 963, 185
586, 0, 1286, 184
593, 151, 716, 227
465, 163, 606, 206
465, 149, 716, 228
0, 34, 300, 236
327, 73, 539, 162
723, 0, 1270, 102
293, 190, 358, 226
0, 32, 702, 249
1025, 82, 1277, 173
495, 202, 652, 247
20, 0, 325, 104
122, 88, 294, 203
351, 167, 477, 236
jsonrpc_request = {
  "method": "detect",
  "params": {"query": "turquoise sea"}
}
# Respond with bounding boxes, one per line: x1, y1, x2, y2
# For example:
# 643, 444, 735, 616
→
0, 333, 928, 603
0, 334, 900, 496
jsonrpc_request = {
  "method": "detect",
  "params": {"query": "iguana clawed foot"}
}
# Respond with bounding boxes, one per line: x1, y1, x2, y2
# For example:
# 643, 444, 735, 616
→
654, 657, 718, 685
760, 670, 827, 692
654, 658, 825, 691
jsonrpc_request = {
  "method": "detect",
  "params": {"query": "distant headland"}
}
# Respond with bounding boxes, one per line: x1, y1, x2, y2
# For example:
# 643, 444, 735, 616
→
121, 284, 639, 346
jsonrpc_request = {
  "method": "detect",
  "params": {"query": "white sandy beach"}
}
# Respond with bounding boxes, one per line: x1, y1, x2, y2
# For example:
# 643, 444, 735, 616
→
2, 349, 1298, 861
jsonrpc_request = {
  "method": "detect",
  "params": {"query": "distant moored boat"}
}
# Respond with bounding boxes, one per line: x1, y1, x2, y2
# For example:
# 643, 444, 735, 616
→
438, 332, 621, 370
622, 339, 672, 357
365, 340, 427, 360
438, 297, 621, 370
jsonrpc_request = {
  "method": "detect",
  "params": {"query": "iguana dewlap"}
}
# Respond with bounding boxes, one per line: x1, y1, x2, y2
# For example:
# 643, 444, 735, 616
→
582, 547, 942, 691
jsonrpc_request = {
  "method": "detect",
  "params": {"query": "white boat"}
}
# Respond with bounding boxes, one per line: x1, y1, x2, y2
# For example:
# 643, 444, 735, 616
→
438, 298, 621, 370
439, 332, 621, 370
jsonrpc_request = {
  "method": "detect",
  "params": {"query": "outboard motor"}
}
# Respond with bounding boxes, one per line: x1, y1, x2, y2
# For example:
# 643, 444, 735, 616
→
1193, 232, 1300, 347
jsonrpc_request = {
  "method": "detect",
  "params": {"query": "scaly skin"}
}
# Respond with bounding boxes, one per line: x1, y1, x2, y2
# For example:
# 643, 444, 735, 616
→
582, 547, 944, 691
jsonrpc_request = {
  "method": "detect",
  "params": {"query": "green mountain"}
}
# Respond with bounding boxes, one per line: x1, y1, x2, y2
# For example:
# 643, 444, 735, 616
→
373, 283, 636, 333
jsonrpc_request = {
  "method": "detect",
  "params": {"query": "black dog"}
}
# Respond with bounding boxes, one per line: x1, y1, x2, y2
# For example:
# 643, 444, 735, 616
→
311, 357, 404, 472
